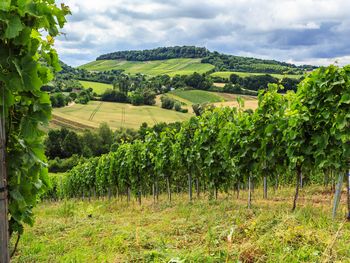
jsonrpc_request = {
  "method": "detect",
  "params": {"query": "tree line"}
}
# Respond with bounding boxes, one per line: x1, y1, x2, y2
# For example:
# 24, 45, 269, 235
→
97, 46, 210, 61
48, 65, 350, 220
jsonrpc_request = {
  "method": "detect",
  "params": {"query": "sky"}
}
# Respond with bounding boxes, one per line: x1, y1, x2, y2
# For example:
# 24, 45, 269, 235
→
55, 0, 350, 67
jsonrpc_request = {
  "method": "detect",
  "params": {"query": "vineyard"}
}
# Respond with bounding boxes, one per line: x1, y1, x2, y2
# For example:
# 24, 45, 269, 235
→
46, 66, 350, 222
1, 1, 350, 262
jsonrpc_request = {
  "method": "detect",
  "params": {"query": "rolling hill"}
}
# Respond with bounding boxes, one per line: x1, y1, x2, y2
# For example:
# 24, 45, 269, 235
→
83, 46, 316, 76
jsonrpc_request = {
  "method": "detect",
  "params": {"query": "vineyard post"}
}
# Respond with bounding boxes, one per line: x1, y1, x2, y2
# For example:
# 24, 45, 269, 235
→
332, 172, 344, 219
166, 177, 171, 202
292, 166, 302, 211
347, 170, 350, 220
0, 94, 9, 262
188, 173, 192, 202
152, 182, 156, 204
248, 176, 252, 209
263, 176, 267, 199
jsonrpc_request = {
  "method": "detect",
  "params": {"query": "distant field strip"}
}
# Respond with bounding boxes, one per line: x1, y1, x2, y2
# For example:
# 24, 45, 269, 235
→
211, 71, 302, 79
79, 81, 113, 95
52, 101, 193, 130
51, 114, 96, 131
169, 90, 226, 104
79, 58, 215, 76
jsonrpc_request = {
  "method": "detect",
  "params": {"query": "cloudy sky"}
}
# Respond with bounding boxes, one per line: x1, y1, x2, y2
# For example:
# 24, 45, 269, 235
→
55, 0, 350, 67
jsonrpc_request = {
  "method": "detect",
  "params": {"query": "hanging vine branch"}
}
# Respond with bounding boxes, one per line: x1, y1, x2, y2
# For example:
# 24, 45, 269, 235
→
0, 1, 70, 260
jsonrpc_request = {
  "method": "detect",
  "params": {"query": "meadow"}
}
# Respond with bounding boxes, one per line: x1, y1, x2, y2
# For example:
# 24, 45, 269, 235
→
11, 186, 350, 262
79, 80, 113, 95
211, 71, 303, 80
79, 58, 215, 76
52, 101, 193, 130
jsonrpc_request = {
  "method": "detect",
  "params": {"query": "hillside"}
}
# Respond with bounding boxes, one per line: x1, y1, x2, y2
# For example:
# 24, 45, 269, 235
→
211, 71, 303, 80
79, 58, 214, 76
86, 46, 316, 75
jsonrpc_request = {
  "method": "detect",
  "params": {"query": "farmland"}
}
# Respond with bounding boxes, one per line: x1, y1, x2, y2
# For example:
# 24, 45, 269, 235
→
211, 71, 303, 79
12, 187, 350, 262
79, 80, 113, 95
50, 90, 258, 131
169, 89, 225, 104
79, 58, 215, 76
52, 101, 193, 130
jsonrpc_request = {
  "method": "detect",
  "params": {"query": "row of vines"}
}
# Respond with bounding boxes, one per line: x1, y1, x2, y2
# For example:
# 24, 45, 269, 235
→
50, 65, 350, 217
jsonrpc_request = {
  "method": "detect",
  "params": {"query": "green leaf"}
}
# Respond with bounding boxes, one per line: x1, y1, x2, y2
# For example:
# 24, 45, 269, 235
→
5, 16, 24, 39
0, 0, 11, 11
339, 93, 350, 104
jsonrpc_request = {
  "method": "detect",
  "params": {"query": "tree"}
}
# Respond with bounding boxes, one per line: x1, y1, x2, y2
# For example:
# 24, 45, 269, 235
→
62, 131, 82, 158
229, 73, 241, 84
98, 123, 114, 154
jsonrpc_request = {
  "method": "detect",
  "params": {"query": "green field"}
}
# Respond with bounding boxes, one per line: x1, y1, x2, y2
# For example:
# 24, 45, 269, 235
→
52, 101, 192, 130
79, 58, 215, 76
211, 71, 303, 79
169, 89, 226, 104
79, 80, 113, 95
12, 186, 350, 262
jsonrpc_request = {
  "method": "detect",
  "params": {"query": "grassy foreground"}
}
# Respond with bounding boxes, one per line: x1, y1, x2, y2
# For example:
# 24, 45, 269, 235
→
79, 58, 214, 76
11, 187, 350, 262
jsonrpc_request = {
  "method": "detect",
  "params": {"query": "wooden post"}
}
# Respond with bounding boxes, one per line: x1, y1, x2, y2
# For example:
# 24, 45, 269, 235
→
248, 176, 252, 208
263, 176, 267, 199
188, 174, 192, 202
166, 177, 171, 202
292, 166, 302, 211
127, 186, 131, 203
0, 102, 9, 263
138, 185, 142, 206
347, 170, 350, 220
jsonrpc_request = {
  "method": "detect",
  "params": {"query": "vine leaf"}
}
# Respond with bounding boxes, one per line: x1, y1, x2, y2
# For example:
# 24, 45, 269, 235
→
0, 0, 11, 11
5, 16, 24, 39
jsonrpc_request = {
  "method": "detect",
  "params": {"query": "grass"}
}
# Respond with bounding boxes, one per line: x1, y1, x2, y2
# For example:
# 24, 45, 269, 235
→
79, 58, 215, 77
52, 101, 193, 130
169, 90, 226, 104
211, 71, 303, 80
79, 80, 113, 95
11, 186, 350, 262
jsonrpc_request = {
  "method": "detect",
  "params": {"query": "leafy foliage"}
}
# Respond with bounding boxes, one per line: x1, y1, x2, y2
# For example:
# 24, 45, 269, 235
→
0, 0, 70, 235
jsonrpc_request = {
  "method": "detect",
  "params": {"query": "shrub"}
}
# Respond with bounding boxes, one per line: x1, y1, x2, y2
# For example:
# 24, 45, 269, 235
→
160, 96, 175, 109
174, 102, 182, 111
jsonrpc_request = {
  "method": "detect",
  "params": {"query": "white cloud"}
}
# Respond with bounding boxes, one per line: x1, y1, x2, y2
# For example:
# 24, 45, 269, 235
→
55, 0, 350, 67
